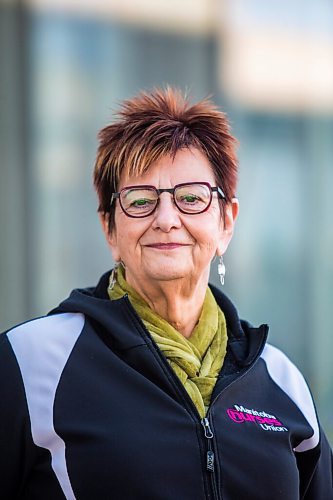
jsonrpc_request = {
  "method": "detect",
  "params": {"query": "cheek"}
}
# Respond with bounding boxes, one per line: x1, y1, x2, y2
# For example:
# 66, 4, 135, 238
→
187, 214, 223, 253
114, 216, 150, 256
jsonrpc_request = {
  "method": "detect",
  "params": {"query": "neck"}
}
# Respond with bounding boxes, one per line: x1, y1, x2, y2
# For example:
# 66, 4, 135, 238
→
125, 272, 209, 338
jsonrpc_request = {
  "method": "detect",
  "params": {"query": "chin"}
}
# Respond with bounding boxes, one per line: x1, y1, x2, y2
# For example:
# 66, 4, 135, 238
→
144, 264, 189, 282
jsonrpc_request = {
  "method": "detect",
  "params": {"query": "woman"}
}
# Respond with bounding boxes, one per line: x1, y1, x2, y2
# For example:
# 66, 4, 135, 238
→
0, 88, 332, 499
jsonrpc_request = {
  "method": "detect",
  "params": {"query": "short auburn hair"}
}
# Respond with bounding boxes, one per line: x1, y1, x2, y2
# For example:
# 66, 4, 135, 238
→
93, 87, 238, 230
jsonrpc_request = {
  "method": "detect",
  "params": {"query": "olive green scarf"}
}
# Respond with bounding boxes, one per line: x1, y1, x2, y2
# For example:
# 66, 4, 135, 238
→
107, 266, 227, 417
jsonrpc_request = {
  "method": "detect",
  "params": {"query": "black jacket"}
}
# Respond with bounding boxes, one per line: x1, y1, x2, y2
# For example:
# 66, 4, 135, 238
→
0, 271, 332, 499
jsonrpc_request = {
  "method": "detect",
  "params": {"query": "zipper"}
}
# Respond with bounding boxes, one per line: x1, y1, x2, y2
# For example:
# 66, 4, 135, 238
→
201, 417, 214, 472
201, 416, 221, 499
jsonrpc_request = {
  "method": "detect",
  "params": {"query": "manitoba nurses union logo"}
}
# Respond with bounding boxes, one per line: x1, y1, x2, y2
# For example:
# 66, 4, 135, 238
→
226, 405, 288, 432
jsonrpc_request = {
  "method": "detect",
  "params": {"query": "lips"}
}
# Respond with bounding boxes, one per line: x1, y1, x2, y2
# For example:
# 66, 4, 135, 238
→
145, 243, 191, 250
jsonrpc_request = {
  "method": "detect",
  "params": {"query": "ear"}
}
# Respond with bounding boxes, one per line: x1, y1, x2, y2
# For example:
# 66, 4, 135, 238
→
98, 213, 121, 262
216, 198, 239, 256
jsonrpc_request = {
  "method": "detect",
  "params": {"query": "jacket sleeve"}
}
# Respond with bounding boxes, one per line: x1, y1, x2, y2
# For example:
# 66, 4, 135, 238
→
296, 426, 333, 500
0, 333, 37, 498
262, 344, 333, 499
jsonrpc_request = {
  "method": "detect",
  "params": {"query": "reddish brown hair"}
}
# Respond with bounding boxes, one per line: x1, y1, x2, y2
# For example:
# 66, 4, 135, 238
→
93, 87, 238, 230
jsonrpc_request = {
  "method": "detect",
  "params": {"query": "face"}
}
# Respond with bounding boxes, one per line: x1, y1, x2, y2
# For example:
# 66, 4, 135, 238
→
101, 148, 238, 290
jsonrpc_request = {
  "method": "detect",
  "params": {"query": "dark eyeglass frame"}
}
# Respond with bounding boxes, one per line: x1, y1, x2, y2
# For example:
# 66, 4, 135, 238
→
110, 181, 226, 218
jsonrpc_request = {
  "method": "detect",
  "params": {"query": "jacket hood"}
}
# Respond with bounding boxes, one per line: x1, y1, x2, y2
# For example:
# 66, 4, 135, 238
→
50, 270, 268, 368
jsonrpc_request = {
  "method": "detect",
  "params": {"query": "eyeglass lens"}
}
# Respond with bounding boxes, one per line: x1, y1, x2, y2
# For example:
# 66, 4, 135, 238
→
120, 183, 212, 217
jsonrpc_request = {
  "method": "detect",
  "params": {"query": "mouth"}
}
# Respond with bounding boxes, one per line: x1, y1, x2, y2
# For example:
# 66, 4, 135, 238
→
145, 243, 191, 250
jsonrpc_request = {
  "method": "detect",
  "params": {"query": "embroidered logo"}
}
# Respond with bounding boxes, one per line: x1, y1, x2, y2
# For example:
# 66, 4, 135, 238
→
226, 405, 288, 432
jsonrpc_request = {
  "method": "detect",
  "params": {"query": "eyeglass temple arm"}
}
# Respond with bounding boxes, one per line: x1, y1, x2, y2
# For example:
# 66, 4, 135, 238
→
110, 192, 120, 206
215, 187, 226, 200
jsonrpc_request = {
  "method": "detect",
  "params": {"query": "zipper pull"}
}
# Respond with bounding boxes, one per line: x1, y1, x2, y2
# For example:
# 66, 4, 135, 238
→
201, 418, 215, 472
206, 450, 215, 472
201, 417, 214, 439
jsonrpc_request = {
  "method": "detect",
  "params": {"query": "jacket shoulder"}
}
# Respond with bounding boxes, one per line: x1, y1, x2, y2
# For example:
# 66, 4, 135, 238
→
3, 312, 85, 391
5, 312, 85, 347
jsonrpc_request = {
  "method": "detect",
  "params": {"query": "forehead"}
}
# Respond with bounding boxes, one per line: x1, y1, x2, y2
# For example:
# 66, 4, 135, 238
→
119, 148, 216, 189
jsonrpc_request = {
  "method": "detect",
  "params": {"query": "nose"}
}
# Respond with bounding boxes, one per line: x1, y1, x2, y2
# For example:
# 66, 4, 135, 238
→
151, 193, 182, 232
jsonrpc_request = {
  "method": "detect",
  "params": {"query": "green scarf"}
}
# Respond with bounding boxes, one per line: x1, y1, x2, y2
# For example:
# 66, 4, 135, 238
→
107, 266, 228, 418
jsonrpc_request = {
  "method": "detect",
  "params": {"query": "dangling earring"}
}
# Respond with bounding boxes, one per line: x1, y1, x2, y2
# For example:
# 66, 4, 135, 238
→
217, 255, 225, 286
108, 262, 120, 291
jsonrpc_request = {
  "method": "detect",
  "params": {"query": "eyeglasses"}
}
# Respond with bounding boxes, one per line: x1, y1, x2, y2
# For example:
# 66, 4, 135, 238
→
110, 182, 225, 218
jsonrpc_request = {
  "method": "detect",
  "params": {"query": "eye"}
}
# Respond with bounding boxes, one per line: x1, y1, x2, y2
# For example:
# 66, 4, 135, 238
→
180, 194, 200, 204
131, 198, 155, 208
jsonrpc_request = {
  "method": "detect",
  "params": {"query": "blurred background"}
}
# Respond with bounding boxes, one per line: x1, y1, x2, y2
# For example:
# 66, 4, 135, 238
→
1, 0, 332, 443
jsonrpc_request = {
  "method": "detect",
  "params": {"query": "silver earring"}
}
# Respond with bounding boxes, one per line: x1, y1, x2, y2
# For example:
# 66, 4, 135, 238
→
217, 255, 225, 286
108, 262, 120, 291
